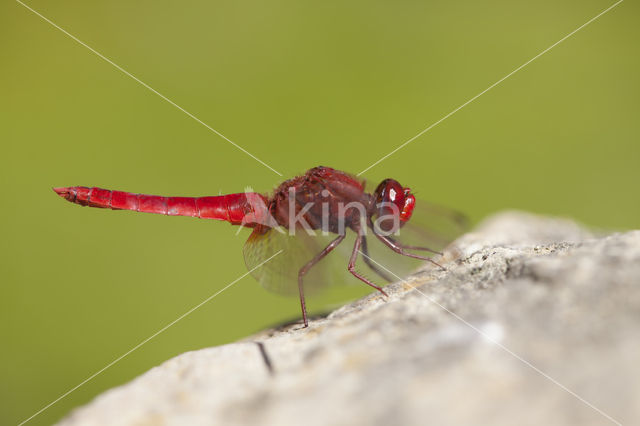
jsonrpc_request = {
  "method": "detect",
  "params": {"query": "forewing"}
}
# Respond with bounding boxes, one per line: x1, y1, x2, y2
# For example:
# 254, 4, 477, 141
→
243, 198, 468, 296
393, 199, 468, 253
357, 199, 469, 281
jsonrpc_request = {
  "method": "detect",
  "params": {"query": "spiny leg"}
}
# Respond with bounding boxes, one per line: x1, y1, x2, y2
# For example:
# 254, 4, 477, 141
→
366, 216, 444, 256
385, 236, 443, 256
375, 233, 446, 270
361, 235, 394, 282
348, 227, 388, 297
297, 233, 345, 327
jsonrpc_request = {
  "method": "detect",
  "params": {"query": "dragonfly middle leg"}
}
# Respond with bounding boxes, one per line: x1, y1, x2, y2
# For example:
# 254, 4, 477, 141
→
360, 235, 394, 283
348, 227, 389, 297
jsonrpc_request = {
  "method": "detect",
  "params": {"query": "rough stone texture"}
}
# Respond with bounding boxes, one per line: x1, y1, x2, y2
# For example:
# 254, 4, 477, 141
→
58, 211, 640, 426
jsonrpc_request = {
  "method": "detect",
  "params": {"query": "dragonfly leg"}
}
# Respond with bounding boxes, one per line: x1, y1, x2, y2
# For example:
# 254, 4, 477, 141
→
385, 236, 443, 256
375, 233, 446, 271
348, 228, 389, 297
361, 235, 394, 282
297, 233, 346, 327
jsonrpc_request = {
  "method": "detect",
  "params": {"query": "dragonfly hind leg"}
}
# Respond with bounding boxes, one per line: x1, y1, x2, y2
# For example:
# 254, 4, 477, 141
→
297, 233, 345, 328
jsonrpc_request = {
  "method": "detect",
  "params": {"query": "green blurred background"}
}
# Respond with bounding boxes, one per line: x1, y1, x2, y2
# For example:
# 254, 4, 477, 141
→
1, 0, 638, 424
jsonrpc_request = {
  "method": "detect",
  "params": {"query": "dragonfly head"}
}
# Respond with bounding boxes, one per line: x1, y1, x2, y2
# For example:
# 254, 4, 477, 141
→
371, 179, 416, 231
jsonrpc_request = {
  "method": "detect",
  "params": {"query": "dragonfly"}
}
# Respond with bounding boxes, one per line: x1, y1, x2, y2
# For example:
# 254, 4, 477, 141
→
54, 166, 466, 327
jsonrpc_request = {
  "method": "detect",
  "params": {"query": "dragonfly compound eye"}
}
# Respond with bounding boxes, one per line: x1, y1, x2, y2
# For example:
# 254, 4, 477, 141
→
372, 179, 407, 232
400, 192, 415, 222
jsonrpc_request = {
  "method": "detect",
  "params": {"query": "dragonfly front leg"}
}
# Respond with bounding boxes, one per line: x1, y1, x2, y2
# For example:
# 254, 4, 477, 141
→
385, 236, 443, 256
374, 233, 446, 271
348, 227, 389, 297
297, 233, 345, 328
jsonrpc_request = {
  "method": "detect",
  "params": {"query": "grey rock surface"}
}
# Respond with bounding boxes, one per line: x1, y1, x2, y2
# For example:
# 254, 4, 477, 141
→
58, 211, 640, 426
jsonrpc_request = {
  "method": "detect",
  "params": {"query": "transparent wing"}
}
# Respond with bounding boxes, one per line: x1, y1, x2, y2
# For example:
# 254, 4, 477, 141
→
361, 179, 468, 253
392, 199, 468, 253
243, 226, 354, 296
356, 198, 469, 282
243, 199, 468, 296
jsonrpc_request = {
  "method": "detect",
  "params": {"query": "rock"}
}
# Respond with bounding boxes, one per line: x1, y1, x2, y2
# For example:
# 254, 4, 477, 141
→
57, 211, 640, 426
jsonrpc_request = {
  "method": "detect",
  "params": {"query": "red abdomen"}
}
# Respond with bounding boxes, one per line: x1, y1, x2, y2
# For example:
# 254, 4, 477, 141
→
53, 186, 269, 227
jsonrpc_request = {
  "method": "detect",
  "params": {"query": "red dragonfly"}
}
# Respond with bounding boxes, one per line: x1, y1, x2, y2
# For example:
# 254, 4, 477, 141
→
54, 166, 466, 327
